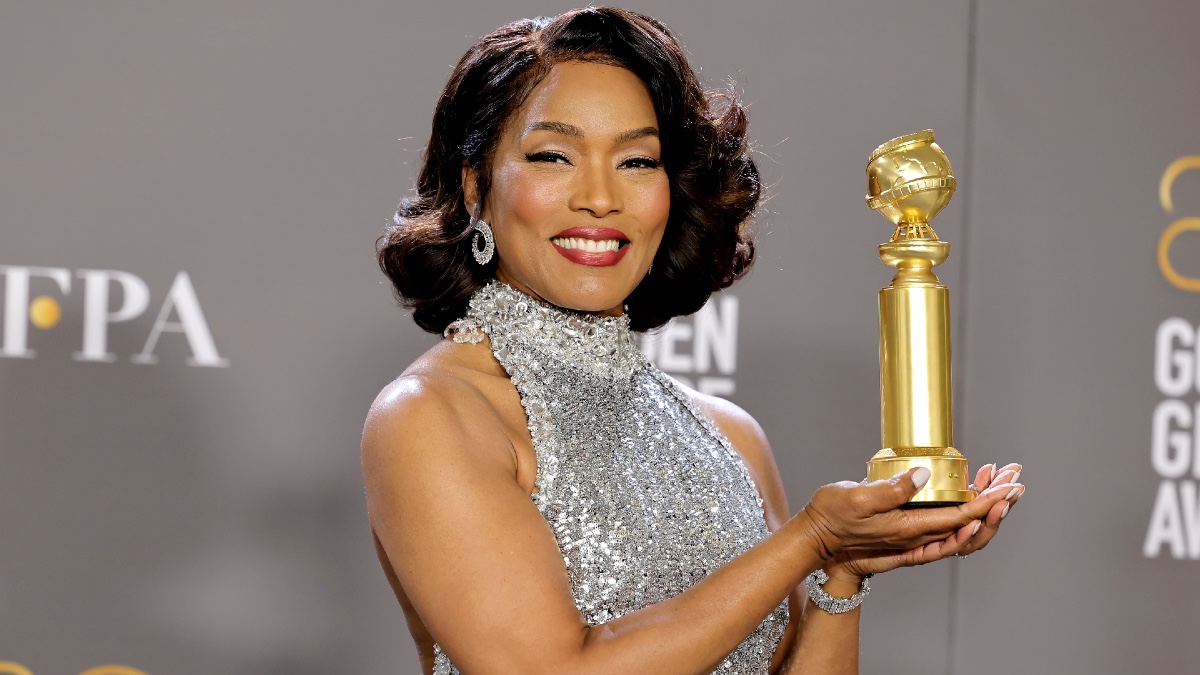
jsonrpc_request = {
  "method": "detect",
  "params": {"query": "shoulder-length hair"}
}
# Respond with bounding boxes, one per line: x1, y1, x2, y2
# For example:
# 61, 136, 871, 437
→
378, 6, 759, 333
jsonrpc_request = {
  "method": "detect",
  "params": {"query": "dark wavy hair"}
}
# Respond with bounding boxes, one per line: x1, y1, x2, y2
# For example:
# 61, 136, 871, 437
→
378, 7, 759, 333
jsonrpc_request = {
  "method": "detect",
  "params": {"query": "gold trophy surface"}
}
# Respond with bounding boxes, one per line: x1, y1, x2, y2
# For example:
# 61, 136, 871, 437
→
865, 130, 973, 506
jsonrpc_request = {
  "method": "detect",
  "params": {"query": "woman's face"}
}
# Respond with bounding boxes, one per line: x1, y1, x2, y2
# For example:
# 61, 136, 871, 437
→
465, 61, 671, 315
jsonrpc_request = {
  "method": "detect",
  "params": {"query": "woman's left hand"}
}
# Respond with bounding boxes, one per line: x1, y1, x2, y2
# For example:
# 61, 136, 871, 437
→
829, 463, 1025, 579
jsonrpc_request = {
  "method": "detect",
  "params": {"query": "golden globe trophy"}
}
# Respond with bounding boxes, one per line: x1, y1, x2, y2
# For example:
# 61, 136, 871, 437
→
864, 130, 973, 506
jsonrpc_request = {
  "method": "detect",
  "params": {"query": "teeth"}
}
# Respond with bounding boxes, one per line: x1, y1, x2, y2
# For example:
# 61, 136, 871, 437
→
552, 237, 622, 252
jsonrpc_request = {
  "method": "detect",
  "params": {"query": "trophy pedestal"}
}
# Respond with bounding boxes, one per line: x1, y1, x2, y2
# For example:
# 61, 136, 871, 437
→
867, 447, 974, 508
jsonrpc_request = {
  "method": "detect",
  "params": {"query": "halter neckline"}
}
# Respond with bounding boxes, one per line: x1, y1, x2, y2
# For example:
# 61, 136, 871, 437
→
444, 280, 643, 381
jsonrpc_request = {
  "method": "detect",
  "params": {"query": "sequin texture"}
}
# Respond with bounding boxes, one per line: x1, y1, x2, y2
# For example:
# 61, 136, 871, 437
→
432, 282, 788, 673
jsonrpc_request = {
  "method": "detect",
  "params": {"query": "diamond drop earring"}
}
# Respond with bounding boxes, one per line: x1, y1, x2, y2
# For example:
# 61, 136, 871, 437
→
471, 217, 495, 265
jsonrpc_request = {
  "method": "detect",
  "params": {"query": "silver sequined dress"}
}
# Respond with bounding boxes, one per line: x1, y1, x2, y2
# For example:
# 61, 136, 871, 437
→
431, 281, 789, 674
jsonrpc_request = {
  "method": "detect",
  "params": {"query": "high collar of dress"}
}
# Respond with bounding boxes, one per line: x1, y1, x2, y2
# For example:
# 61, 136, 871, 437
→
445, 280, 643, 381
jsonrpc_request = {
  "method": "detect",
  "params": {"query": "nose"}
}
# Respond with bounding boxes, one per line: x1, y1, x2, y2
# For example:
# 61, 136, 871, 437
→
568, 161, 622, 217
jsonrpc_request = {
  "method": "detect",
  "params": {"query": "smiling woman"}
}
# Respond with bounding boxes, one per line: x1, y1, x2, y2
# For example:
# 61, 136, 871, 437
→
365, 7, 1023, 675
461, 61, 670, 315
376, 7, 758, 332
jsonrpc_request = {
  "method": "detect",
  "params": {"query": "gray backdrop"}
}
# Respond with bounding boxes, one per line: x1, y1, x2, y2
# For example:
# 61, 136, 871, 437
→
0, 1, 1195, 673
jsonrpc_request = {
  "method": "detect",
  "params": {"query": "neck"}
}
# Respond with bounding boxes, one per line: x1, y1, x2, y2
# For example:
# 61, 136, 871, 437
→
492, 269, 625, 318
447, 280, 642, 381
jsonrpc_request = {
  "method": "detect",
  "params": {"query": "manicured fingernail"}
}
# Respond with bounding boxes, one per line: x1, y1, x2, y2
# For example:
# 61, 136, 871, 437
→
912, 467, 931, 489
987, 464, 996, 483
1005, 486, 1020, 500
1001, 503, 1011, 519
971, 520, 981, 535
1010, 470, 1021, 483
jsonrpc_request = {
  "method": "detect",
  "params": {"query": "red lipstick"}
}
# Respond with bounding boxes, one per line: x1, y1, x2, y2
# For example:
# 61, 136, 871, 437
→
551, 226, 630, 267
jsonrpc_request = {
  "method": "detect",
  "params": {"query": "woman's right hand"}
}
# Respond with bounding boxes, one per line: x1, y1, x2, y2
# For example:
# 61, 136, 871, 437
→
795, 466, 1018, 561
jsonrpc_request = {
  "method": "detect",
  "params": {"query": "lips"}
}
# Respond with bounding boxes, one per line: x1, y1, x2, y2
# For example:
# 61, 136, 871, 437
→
551, 226, 630, 267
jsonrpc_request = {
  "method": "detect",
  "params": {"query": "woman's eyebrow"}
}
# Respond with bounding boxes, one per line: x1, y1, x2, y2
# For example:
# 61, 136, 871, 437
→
525, 121, 583, 137
615, 126, 659, 144
524, 121, 659, 144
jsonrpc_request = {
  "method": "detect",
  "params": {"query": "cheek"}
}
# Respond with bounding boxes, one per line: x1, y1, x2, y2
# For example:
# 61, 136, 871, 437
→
495, 164, 562, 229
638, 177, 672, 235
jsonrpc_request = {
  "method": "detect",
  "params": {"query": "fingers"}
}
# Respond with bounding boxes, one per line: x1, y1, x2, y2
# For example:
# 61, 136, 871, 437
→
970, 463, 995, 493
889, 481, 1014, 544
993, 468, 1020, 488
971, 462, 1023, 493
835, 467, 931, 523
871, 517, 982, 571
844, 476, 1027, 572
863, 520, 980, 571
843, 475, 1016, 551
989, 483, 1023, 526
989, 465, 1021, 490
861, 467, 932, 514
996, 463, 1022, 483
927, 521, 978, 558
968, 482, 1020, 519
806, 469, 941, 556
958, 483, 1024, 556
812, 465, 1025, 557
911, 529, 963, 562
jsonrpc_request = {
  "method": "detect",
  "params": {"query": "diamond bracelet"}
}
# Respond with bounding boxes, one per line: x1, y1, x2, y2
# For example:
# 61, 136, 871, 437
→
804, 568, 871, 614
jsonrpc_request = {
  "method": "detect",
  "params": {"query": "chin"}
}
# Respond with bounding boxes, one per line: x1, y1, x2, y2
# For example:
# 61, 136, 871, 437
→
544, 275, 637, 315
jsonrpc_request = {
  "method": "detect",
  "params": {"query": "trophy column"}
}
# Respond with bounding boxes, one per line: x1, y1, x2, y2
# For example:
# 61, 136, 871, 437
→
864, 130, 973, 506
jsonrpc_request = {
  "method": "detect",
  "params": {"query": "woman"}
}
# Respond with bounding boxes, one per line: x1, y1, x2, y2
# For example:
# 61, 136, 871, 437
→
364, 8, 1024, 674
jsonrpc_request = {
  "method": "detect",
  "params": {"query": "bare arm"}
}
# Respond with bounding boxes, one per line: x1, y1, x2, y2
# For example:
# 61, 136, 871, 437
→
701, 398, 1028, 674
363, 375, 1014, 675
694, 393, 862, 675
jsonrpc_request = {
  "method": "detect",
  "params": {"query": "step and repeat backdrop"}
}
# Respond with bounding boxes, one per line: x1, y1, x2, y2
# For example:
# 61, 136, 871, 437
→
1, 1, 1196, 673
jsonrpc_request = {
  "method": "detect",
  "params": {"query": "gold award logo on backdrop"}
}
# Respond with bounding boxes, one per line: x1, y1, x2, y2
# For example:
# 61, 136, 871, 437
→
1158, 156, 1200, 290
0, 664, 148, 675
1145, 155, 1200, 560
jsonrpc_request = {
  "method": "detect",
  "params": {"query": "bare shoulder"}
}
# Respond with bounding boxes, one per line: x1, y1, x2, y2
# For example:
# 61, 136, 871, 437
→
366, 341, 481, 424
685, 389, 771, 460
362, 338, 513, 479
682, 386, 791, 526
364, 340, 596, 671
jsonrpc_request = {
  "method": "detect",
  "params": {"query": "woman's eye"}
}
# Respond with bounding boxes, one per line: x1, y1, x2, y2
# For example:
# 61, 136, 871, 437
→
621, 157, 661, 170
525, 151, 570, 164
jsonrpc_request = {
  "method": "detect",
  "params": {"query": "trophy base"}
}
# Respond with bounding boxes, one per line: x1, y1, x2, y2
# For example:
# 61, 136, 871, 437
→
867, 447, 974, 505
